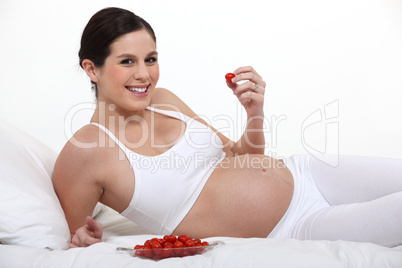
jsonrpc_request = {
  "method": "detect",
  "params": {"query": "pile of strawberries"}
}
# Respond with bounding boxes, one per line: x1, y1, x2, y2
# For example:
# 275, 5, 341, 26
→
134, 234, 210, 259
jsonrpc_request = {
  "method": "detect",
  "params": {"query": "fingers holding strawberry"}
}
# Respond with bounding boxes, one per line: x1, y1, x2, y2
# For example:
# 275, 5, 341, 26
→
225, 66, 266, 117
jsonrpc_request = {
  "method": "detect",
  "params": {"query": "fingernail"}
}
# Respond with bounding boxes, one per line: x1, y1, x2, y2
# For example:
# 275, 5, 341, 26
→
231, 77, 237, 83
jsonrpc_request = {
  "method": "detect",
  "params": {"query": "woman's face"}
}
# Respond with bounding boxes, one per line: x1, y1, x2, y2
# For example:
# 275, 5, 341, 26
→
94, 29, 159, 114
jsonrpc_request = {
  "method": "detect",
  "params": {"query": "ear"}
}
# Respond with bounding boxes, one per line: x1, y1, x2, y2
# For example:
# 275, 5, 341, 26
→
82, 59, 100, 83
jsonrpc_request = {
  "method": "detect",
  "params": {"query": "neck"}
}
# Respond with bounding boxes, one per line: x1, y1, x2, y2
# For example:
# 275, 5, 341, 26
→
91, 101, 148, 129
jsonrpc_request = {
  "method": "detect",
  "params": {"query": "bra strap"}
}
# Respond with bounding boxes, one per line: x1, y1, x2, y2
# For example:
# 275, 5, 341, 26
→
146, 106, 188, 122
90, 122, 129, 154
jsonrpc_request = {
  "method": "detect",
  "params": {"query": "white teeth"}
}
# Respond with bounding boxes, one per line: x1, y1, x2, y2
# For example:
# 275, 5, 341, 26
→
127, 86, 148, 93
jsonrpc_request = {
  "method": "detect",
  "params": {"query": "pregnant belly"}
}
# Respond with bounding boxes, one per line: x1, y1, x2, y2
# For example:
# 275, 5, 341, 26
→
173, 154, 294, 238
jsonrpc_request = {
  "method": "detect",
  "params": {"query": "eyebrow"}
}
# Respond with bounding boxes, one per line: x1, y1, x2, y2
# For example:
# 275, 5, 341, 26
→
116, 51, 158, 58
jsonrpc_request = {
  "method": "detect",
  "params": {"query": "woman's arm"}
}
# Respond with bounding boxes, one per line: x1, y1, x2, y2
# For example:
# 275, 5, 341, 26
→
227, 66, 266, 155
231, 114, 266, 155
52, 131, 104, 247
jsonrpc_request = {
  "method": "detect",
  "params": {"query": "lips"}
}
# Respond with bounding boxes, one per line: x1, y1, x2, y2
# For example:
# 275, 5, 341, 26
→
125, 84, 150, 97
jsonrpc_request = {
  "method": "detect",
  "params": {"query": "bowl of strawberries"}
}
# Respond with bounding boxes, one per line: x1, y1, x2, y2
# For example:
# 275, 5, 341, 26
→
117, 235, 224, 260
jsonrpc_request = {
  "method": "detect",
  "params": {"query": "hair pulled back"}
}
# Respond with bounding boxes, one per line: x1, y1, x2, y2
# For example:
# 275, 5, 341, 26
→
78, 7, 156, 96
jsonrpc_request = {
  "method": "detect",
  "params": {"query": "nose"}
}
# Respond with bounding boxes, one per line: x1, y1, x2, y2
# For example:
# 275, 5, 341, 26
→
133, 63, 150, 81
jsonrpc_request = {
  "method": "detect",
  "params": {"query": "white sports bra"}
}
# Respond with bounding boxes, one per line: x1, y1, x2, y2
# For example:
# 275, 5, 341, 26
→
91, 106, 226, 234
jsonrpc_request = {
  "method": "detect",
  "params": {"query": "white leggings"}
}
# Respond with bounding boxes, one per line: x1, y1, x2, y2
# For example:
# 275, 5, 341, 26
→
268, 154, 402, 247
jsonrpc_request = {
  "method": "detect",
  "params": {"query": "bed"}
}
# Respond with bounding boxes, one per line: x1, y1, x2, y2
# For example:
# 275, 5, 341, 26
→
1, 119, 401, 268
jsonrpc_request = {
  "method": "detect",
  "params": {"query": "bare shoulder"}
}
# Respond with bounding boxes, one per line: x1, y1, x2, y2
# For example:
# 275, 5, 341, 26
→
150, 87, 199, 118
56, 124, 102, 164
52, 124, 111, 186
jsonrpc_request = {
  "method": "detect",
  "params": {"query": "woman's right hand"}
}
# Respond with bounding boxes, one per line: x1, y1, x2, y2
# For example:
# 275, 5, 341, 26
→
69, 216, 103, 248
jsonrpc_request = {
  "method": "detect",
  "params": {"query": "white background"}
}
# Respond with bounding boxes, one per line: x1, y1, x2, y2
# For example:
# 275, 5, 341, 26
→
1, 0, 401, 160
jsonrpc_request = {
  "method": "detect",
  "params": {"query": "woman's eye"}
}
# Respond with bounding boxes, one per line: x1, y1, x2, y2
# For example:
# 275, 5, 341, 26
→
146, 57, 158, 64
121, 59, 134, 65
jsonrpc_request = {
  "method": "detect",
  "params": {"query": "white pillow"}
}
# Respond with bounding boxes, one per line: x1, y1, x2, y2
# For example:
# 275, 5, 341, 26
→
0, 120, 70, 249
92, 202, 105, 218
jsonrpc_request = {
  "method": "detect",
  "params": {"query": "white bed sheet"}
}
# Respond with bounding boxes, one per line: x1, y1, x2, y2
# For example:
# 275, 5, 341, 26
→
1, 206, 401, 268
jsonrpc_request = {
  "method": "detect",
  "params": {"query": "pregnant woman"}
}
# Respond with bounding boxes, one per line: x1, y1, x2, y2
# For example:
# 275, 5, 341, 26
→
52, 7, 402, 248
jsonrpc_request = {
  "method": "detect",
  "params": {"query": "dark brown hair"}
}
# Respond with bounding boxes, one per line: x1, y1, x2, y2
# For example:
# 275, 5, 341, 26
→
78, 7, 156, 96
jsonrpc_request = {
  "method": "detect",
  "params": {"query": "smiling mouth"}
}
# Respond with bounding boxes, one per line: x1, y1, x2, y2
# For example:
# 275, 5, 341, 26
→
125, 85, 150, 93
